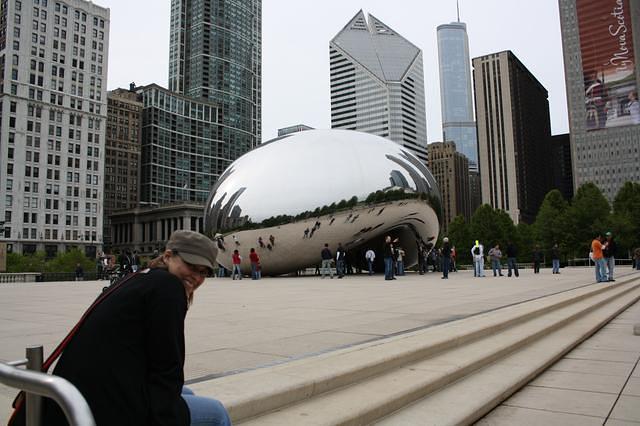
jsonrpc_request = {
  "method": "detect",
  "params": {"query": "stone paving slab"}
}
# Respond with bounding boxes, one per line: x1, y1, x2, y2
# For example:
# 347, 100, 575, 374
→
479, 298, 640, 425
1, 267, 638, 423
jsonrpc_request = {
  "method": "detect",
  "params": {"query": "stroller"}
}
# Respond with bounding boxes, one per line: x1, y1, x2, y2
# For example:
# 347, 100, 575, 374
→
102, 265, 129, 292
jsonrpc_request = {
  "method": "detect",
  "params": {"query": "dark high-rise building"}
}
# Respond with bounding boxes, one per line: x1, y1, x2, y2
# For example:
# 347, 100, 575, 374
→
168, 0, 262, 151
549, 133, 574, 202
138, 84, 220, 205
559, 0, 640, 202
104, 87, 142, 248
473, 51, 552, 224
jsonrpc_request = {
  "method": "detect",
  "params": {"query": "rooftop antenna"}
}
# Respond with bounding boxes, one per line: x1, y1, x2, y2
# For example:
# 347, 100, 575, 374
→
456, 0, 460, 22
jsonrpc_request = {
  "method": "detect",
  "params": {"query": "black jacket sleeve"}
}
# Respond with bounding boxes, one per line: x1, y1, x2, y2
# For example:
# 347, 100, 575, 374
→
144, 273, 190, 425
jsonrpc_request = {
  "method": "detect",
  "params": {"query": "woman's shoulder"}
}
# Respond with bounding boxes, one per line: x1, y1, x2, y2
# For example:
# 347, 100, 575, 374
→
135, 268, 184, 295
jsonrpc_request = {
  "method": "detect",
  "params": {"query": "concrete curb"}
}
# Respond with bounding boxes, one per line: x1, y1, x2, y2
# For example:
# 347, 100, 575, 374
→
190, 277, 640, 424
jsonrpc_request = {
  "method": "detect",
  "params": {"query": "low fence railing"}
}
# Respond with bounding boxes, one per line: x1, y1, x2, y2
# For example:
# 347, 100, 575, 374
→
0, 345, 95, 426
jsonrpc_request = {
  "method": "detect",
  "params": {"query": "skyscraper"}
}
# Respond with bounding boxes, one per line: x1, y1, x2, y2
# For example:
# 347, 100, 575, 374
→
558, 0, 640, 202
168, 0, 262, 151
473, 51, 552, 224
104, 87, 142, 249
0, 0, 109, 257
427, 141, 471, 229
437, 21, 477, 170
330, 10, 428, 164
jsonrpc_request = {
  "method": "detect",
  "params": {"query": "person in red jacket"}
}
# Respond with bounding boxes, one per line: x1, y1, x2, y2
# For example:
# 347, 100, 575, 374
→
231, 249, 242, 280
249, 248, 261, 280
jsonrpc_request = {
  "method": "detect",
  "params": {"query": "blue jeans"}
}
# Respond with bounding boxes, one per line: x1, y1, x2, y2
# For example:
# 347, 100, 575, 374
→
396, 261, 404, 276
606, 257, 614, 280
321, 259, 333, 278
182, 387, 231, 426
442, 257, 450, 278
595, 258, 607, 282
491, 259, 502, 276
384, 257, 393, 280
507, 258, 519, 277
232, 265, 242, 280
250, 263, 261, 280
336, 259, 345, 277
552, 259, 560, 273
367, 260, 373, 275
473, 257, 484, 277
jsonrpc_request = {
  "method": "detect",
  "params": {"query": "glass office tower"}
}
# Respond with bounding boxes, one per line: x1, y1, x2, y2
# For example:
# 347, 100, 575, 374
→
168, 0, 262, 152
437, 21, 477, 171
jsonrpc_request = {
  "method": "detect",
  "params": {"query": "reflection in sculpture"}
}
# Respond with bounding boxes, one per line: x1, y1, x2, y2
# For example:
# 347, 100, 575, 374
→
204, 129, 442, 275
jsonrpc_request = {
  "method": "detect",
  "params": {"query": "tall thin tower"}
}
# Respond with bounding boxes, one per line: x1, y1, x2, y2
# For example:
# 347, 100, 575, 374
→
330, 11, 428, 164
436, 13, 477, 171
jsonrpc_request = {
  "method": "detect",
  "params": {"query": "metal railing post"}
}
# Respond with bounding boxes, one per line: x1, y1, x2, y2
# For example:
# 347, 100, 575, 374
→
25, 345, 43, 426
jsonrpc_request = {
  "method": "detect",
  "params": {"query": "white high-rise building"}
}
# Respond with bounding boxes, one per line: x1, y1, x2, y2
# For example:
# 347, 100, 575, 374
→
330, 10, 428, 164
0, 0, 109, 258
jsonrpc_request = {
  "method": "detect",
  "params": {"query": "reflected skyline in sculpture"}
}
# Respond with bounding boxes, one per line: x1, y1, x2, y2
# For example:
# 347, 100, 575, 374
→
204, 130, 442, 275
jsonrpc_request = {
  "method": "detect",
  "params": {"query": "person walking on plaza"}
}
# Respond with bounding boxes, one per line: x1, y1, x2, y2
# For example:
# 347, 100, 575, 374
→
506, 241, 519, 277
396, 247, 406, 276
383, 235, 398, 280
551, 243, 561, 274
488, 244, 504, 277
75, 263, 84, 281
335, 243, 346, 278
231, 249, 242, 280
30, 230, 231, 426
441, 238, 451, 279
365, 248, 375, 275
249, 248, 261, 280
604, 232, 616, 282
591, 233, 608, 282
634, 247, 640, 270
321, 244, 334, 279
471, 240, 485, 277
533, 245, 544, 274
450, 246, 457, 272
131, 250, 140, 272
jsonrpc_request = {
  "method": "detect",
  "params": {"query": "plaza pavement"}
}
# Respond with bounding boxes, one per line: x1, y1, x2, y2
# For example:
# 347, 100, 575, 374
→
1, 266, 638, 424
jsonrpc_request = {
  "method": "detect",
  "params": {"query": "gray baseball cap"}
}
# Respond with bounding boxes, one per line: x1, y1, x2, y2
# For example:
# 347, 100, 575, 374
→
166, 230, 218, 271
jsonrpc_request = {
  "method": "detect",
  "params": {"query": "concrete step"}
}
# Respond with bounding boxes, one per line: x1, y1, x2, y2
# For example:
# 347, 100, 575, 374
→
190, 276, 640, 424
375, 286, 640, 425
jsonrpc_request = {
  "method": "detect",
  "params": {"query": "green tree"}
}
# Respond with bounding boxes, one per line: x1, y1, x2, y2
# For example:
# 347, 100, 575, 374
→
45, 249, 94, 273
611, 181, 640, 256
468, 205, 517, 257
564, 183, 611, 258
6, 251, 46, 272
534, 189, 569, 257
515, 222, 535, 262
447, 215, 472, 263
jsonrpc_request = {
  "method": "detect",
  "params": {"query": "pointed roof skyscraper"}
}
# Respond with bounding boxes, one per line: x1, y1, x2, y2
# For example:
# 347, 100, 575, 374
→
330, 11, 428, 164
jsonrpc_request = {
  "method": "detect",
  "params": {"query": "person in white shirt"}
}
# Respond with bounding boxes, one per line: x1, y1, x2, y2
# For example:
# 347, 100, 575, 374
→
471, 241, 485, 277
365, 249, 375, 275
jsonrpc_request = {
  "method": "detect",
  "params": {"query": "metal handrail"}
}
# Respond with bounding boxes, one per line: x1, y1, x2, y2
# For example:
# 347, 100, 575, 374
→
0, 362, 95, 426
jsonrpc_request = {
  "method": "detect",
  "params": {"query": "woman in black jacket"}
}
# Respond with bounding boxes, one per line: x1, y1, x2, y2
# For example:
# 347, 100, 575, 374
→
42, 230, 231, 425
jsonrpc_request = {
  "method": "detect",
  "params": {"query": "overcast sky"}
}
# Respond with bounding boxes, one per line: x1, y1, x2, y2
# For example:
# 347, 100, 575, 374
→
103, 0, 568, 143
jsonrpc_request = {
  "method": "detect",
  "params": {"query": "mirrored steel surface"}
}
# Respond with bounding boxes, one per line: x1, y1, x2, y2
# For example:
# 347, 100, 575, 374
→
204, 129, 442, 275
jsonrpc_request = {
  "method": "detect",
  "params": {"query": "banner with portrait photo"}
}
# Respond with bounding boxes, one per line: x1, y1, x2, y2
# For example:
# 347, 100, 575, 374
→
576, 0, 639, 130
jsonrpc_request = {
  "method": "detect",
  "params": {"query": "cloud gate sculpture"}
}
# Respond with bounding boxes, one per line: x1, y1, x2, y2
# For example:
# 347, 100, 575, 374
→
204, 129, 441, 276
